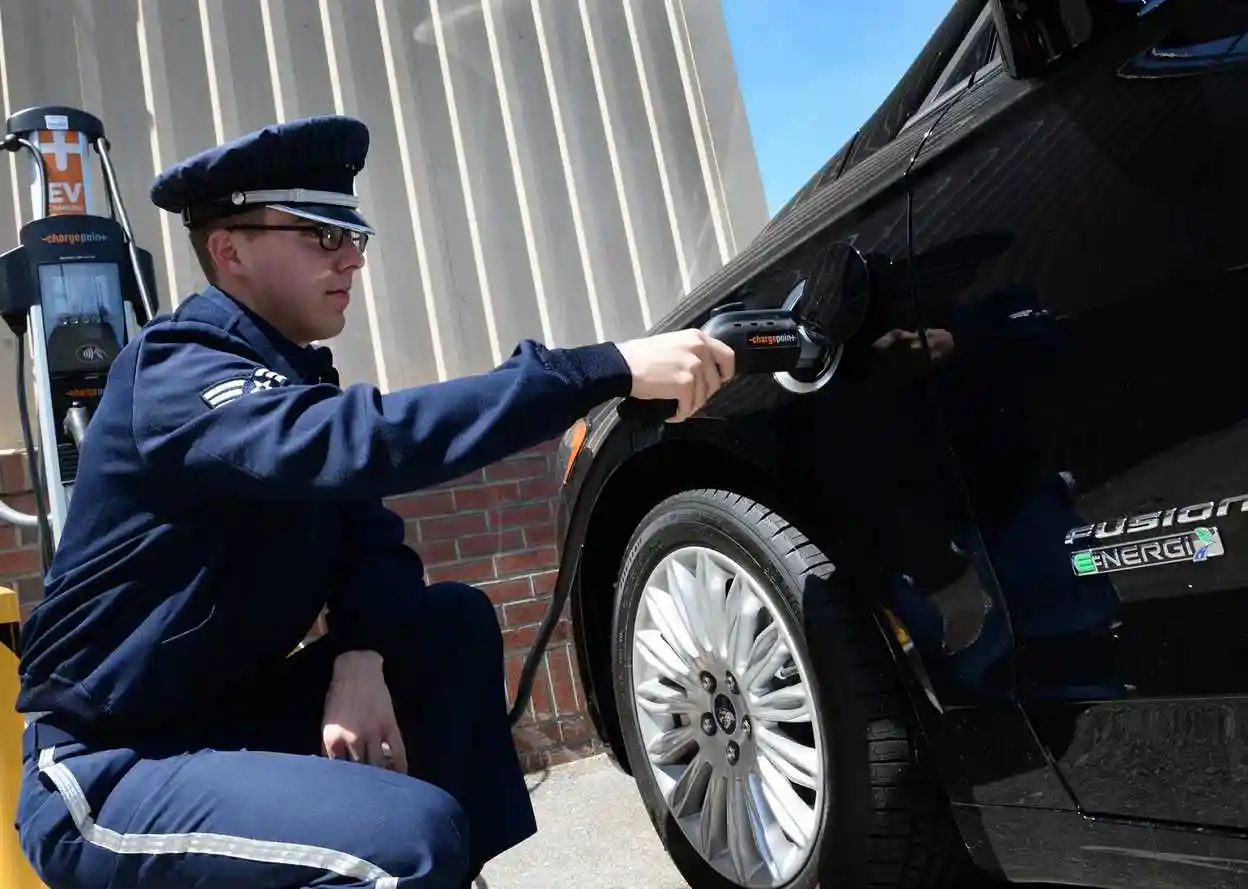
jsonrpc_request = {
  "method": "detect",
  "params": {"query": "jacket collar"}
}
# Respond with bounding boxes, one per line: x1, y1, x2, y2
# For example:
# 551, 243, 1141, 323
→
183, 285, 339, 387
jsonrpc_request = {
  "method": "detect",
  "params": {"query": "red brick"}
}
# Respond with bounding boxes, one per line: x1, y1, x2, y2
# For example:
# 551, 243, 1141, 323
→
386, 490, 454, 519
531, 570, 558, 596
515, 749, 543, 771
502, 619, 568, 653
503, 599, 549, 629
4, 492, 36, 515
506, 652, 552, 722
504, 653, 522, 701
17, 523, 40, 549
485, 456, 547, 482
0, 452, 29, 493
547, 644, 580, 716
503, 624, 539, 653
453, 482, 521, 511
491, 502, 552, 530
518, 476, 558, 501
559, 714, 600, 748
458, 530, 523, 558
0, 547, 40, 579
481, 577, 533, 604
538, 719, 565, 746
496, 547, 557, 576
432, 469, 484, 490
426, 558, 496, 584
416, 539, 457, 565
524, 523, 556, 548
521, 439, 559, 457
419, 512, 488, 541
0, 525, 15, 551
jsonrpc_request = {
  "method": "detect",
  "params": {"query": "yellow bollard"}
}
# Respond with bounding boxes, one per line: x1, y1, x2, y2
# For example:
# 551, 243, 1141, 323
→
1, 585, 43, 889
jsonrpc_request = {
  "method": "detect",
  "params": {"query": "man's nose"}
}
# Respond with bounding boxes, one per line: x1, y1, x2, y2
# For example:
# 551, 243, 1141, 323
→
335, 240, 366, 270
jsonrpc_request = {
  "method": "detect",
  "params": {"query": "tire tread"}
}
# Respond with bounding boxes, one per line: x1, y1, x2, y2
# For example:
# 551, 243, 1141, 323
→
690, 488, 960, 889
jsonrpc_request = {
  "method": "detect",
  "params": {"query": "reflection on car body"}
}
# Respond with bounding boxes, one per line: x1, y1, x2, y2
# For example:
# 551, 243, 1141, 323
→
551, 1, 1248, 887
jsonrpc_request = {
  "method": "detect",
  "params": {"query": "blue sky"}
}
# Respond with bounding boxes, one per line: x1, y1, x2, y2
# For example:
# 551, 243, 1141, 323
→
723, 1, 955, 214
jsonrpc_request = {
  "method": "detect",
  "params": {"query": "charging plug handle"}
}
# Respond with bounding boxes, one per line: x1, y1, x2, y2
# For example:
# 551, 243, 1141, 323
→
617, 307, 834, 423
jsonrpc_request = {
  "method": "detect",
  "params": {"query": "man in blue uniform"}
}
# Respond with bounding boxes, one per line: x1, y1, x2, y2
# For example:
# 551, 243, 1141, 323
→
12, 115, 734, 889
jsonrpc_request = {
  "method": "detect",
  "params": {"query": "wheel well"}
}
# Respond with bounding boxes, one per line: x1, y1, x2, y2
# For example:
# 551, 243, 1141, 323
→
571, 434, 944, 776
573, 436, 792, 773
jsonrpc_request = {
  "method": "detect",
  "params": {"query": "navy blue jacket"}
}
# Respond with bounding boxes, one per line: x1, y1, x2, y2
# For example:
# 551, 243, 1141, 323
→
17, 285, 632, 738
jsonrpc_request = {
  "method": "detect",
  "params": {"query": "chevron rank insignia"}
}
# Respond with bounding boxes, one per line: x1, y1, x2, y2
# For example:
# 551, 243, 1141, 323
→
201, 367, 290, 409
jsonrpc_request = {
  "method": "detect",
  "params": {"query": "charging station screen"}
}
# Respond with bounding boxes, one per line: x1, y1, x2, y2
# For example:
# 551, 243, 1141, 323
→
38, 262, 127, 351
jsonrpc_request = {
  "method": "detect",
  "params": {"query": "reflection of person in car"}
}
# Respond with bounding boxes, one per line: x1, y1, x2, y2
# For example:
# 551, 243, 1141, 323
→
872, 327, 955, 361
881, 285, 1126, 705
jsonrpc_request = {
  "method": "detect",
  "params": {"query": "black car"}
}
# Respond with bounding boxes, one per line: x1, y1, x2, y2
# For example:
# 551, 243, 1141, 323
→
550, 0, 1248, 887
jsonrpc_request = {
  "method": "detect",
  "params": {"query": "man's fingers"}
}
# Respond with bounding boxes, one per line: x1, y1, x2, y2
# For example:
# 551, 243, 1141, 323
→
347, 738, 366, 764
705, 335, 736, 381
323, 727, 349, 760
385, 732, 409, 774
703, 352, 723, 399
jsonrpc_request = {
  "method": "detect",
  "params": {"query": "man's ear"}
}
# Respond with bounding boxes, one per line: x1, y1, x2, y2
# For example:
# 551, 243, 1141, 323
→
205, 228, 241, 277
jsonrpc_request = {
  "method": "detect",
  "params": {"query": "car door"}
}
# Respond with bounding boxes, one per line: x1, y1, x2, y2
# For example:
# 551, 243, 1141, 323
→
907, 0, 1248, 829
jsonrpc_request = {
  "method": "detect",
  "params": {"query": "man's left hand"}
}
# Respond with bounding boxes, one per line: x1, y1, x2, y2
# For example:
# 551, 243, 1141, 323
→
321, 650, 409, 773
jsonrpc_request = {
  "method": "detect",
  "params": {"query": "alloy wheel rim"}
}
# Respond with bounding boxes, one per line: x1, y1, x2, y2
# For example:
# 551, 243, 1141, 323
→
630, 545, 826, 887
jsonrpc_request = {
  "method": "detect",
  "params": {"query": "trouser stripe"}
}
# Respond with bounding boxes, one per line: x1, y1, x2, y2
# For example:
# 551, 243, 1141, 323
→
36, 747, 400, 889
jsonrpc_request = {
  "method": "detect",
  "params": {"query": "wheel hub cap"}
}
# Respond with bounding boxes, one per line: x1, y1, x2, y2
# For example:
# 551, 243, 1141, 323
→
629, 545, 826, 888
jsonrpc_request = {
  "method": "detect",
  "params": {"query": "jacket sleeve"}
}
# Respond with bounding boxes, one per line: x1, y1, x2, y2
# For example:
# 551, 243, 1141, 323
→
130, 319, 633, 501
325, 498, 424, 655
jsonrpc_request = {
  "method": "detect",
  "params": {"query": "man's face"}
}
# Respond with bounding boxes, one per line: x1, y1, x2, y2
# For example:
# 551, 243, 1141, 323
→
225, 207, 367, 346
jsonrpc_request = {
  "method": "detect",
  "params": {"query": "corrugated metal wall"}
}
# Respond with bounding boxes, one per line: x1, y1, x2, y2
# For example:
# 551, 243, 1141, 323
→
0, 0, 767, 452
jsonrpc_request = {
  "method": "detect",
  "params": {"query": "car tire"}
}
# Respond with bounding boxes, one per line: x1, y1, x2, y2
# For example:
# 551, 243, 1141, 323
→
611, 488, 966, 889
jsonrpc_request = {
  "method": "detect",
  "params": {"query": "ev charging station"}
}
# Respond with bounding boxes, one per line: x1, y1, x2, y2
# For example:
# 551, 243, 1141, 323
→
0, 105, 159, 562
0, 105, 159, 889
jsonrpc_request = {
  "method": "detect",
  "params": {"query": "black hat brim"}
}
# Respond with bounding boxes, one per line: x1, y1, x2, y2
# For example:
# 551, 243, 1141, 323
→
269, 202, 375, 236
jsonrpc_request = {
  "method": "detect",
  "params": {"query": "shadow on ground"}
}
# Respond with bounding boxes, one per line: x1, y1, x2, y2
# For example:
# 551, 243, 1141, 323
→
477, 754, 1080, 889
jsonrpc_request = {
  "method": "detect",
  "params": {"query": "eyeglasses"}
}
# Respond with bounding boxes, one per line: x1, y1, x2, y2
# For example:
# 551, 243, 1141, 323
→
225, 222, 369, 254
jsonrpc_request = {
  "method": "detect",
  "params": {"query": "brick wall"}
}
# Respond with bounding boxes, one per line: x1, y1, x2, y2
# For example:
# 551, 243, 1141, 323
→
0, 452, 44, 620
382, 439, 603, 772
0, 442, 601, 772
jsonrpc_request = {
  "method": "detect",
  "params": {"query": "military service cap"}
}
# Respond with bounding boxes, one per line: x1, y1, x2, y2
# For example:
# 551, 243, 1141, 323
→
149, 114, 374, 235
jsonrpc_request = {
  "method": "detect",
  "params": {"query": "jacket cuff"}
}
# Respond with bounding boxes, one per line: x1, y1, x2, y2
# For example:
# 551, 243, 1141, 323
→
555, 342, 634, 403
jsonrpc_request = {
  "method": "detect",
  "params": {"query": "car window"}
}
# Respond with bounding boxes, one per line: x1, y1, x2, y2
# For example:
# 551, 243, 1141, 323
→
901, 3, 1002, 133
937, 15, 1000, 95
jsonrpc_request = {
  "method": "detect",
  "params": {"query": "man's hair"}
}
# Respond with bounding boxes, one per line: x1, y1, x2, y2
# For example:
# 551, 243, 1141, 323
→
188, 207, 268, 285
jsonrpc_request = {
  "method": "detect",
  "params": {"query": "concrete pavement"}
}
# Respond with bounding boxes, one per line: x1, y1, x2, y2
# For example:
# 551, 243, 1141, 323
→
477, 754, 1031, 889
479, 754, 690, 889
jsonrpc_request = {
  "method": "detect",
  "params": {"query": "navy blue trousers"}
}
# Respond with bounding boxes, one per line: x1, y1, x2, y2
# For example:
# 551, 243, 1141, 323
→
15, 581, 536, 889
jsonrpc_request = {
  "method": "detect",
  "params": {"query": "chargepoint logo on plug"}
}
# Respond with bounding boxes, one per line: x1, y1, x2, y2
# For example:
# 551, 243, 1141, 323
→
747, 333, 798, 347
1071, 527, 1224, 576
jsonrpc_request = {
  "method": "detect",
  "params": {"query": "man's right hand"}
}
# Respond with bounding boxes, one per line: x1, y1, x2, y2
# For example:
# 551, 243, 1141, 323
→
615, 329, 736, 423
